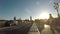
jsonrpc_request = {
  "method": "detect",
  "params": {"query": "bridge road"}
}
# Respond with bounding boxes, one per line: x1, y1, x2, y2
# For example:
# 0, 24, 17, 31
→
1, 22, 33, 34
29, 22, 60, 34
28, 22, 40, 34
41, 24, 60, 34
0, 22, 60, 34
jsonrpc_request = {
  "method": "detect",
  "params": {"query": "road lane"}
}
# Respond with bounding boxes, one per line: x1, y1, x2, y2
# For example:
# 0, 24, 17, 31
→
28, 22, 40, 34
0, 22, 60, 34
4, 22, 33, 34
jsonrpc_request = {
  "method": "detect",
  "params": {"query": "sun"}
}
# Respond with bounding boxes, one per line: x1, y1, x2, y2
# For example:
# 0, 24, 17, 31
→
39, 12, 49, 19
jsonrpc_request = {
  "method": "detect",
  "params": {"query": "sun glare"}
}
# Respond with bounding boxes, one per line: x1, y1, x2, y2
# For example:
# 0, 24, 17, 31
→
44, 24, 50, 28
39, 12, 49, 19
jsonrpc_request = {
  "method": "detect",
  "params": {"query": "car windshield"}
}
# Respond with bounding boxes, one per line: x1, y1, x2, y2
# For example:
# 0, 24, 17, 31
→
0, 0, 60, 34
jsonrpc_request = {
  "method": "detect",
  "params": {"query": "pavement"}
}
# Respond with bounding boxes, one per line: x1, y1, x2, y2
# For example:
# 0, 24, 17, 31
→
28, 22, 40, 34
0, 22, 33, 34
28, 22, 60, 34
0, 22, 60, 34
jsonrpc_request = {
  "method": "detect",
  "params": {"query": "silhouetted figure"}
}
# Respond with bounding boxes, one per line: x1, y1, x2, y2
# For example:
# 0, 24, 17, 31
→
49, 14, 55, 34
50, 25, 55, 34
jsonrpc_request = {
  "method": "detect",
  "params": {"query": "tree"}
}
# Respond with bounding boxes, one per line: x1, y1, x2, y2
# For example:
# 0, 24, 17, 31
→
54, 2, 59, 18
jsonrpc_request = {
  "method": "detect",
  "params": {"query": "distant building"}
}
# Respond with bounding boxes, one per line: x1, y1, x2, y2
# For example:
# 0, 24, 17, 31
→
24, 19, 30, 23
18, 18, 22, 24
14, 17, 16, 21
13, 17, 18, 25
30, 16, 32, 21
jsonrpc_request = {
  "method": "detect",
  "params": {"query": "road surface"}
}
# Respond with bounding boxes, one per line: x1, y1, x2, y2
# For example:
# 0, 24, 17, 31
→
0, 22, 60, 34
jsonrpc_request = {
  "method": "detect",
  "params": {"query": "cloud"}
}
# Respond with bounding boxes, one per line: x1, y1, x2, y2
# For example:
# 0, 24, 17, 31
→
25, 8, 31, 14
49, 0, 59, 3
36, 1, 40, 5
58, 0, 60, 3
49, 0, 54, 3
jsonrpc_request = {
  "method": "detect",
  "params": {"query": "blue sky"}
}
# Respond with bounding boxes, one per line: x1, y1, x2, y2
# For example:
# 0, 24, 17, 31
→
0, 0, 60, 20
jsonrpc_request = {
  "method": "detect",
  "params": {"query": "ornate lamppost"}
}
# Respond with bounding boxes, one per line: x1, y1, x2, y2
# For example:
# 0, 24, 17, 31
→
54, 2, 59, 18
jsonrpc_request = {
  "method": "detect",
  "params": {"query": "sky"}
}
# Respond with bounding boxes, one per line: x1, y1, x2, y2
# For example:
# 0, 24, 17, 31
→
0, 0, 60, 20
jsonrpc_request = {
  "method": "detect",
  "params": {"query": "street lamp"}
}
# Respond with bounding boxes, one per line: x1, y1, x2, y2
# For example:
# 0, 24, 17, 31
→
54, 2, 59, 18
